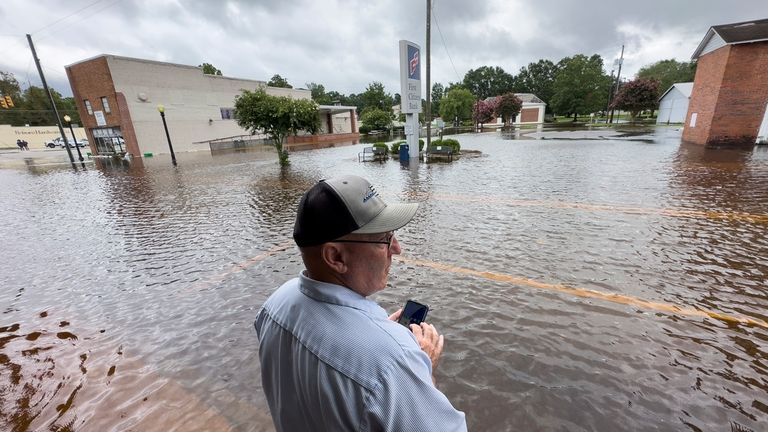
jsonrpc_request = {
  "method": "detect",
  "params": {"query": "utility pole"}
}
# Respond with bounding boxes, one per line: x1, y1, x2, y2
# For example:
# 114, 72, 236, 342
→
605, 68, 615, 123
609, 44, 624, 124
27, 34, 75, 164
425, 0, 432, 149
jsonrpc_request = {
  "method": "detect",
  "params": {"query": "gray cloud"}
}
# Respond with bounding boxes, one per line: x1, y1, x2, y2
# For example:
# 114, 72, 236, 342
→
0, 0, 764, 99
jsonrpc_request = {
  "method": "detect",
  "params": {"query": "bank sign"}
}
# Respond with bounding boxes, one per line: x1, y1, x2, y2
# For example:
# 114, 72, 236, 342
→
399, 40, 421, 114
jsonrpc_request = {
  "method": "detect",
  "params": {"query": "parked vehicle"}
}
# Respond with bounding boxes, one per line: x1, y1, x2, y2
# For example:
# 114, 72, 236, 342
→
45, 137, 87, 148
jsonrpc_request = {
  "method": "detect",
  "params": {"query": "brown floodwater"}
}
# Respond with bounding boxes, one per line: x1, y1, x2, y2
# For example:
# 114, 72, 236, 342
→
1, 127, 767, 431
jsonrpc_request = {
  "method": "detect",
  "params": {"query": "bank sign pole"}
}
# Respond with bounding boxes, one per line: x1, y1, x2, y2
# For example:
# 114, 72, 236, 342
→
399, 40, 421, 160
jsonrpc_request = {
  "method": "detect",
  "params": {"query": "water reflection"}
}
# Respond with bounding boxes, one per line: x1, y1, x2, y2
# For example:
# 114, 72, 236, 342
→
1, 129, 767, 431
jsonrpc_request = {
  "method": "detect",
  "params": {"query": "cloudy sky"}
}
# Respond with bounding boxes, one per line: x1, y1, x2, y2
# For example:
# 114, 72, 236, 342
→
0, 0, 763, 97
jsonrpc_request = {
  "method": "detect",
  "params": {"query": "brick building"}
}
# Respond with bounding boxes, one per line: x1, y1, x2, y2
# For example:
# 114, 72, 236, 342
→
682, 18, 768, 146
65, 55, 358, 157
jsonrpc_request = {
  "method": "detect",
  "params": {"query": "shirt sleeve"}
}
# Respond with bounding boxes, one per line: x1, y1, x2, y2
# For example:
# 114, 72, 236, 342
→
360, 346, 467, 432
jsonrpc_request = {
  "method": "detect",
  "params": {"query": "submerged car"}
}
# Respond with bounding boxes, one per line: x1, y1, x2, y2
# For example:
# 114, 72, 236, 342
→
45, 137, 87, 148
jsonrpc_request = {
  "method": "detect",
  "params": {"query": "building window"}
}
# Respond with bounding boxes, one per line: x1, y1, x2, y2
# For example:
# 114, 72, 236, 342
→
220, 107, 235, 120
101, 96, 111, 113
84, 99, 93, 115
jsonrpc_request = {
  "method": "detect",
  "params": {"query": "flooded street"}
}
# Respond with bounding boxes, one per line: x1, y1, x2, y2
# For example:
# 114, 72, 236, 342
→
1, 126, 767, 431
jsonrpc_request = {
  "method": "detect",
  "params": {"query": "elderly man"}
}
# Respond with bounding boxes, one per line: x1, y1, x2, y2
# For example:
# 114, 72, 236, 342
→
254, 175, 467, 431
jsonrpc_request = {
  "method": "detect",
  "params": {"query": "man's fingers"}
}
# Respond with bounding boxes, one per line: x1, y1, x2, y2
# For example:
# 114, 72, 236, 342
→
388, 309, 403, 321
410, 323, 423, 337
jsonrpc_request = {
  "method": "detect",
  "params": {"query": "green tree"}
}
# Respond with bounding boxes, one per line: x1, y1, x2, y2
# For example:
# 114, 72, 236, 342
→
234, 90, 318, 166
551, 54, 611, 121
431, 83, 444, 117
268, 74, 293, 88
462, 66, 515, 100
636, 59, 697, 98
610, 78, 659, 121
514, 59, 558, 112
360, 107, 393, 131
306, 82, 332, 104
199, 62, 223, 75
439, 87, 475, 125
0, 71, 23, 125
360, 81, 393, 113
496, 93, 523, 126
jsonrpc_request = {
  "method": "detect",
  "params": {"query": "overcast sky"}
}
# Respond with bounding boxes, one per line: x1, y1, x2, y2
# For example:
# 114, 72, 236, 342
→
0, 0, 763, 98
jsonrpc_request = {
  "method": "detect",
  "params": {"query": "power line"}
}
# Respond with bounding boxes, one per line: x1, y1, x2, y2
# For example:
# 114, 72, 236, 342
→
35, 0, 124, 42
432, 0, 462, 84
31, 0, 109, 36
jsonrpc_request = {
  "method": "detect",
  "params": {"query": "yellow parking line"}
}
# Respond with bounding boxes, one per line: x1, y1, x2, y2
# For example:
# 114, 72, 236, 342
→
432, 194, 768, 224
395, 256, 768, 329
182, 241, 294, 292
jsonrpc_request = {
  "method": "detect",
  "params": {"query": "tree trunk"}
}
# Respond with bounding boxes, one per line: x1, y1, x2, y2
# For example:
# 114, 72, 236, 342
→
573, 112, 578, 122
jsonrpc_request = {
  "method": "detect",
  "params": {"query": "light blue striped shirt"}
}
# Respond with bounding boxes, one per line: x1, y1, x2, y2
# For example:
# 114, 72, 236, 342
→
254, 272, 467, 432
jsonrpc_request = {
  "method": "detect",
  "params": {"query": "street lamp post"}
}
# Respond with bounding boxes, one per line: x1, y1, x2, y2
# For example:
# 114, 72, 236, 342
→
63, 115, 84, 162
157, 104, 177, 166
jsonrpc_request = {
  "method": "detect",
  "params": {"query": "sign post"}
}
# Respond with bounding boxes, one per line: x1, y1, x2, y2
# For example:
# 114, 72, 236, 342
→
400, 40, 421, 160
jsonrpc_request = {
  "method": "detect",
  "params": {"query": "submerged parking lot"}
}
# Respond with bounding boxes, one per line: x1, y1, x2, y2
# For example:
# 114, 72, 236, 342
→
1, 126, 767, 431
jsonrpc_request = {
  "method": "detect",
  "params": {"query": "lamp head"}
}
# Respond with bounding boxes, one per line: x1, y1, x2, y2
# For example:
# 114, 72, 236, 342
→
157, 104, 165, 113
63, 115, 71, 122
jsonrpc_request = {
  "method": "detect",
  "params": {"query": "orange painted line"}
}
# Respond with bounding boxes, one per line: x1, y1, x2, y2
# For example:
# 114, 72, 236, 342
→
183, 241, 294, 292
432, 194, 768, 224
395, 256, 768, 329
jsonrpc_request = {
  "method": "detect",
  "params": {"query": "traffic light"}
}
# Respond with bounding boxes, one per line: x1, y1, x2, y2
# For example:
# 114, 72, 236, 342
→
4, 96, 13, 108
0, 98, 6, 109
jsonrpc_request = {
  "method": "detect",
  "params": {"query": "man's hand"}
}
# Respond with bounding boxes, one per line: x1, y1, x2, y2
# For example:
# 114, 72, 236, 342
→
388, 309, 402, 322
410, 322, 444, 371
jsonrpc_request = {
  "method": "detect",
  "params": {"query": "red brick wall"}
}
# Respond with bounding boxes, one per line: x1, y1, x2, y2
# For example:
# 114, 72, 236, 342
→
683, 42, 768, 146
65, 57, 119, 153
709, 42, 768, 145
682, 46, 730, 145
520, 108, 538, 123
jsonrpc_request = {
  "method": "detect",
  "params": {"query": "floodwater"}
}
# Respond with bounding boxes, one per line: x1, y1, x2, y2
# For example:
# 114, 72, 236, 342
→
1, 127, 767, 431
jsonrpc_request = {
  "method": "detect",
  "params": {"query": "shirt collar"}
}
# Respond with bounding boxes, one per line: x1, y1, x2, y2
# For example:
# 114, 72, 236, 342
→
298, 271, 387, 318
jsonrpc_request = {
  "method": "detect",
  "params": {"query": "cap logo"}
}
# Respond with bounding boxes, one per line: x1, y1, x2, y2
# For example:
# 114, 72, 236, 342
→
363, 185, 378, 203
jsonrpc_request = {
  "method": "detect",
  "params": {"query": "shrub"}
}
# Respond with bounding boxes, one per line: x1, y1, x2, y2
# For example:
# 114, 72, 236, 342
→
419, 139, 424, 152
431, 138, 460, 153
391, 140, 406, 153
359, 124, 372, 134
372, 142, 389, 154
441, 138, 461, 153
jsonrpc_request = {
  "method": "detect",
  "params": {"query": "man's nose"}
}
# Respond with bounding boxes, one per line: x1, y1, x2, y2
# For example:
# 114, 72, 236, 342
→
390, 236, 402, 254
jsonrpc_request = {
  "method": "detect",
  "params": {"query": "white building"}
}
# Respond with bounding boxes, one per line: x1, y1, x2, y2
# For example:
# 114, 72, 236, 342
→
65, 55, 358, 157
657, 82, 693, 124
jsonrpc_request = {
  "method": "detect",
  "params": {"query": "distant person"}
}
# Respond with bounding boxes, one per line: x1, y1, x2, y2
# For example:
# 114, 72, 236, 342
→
254, 175, 467, 431
17, 139, 24, 151
22, 140, 29, 151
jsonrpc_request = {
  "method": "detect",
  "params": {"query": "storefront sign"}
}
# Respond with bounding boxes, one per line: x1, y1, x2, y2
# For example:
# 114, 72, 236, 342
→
399, 40, 421, 114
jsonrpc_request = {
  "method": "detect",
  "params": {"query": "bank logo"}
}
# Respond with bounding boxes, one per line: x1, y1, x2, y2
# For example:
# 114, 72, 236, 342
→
408, 45, 420, 80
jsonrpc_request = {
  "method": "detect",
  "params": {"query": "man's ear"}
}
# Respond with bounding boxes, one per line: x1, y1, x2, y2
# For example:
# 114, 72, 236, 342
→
321, 243, 348, 274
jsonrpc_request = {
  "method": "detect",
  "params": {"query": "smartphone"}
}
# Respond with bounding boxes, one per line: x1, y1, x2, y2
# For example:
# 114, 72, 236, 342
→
397, 300, 429, 328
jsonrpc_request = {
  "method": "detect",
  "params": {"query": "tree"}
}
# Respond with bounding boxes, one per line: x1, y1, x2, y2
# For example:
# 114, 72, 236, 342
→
439, 88, 475, 125
636, 59, 696, 99
360, 107, 393, 131
306, 82, 332, 104
199, 62, 222, 75
360, 81, 393, 113
268, 74, 293, 88
610, 78, 659, 121
462, 66, 515, 100
513, 59, 558, 112
551, 54, 612, 121
496, 93, 523, 126
430, 83, 444, 117
234, 89, 318, 166
473, 98, 498, 126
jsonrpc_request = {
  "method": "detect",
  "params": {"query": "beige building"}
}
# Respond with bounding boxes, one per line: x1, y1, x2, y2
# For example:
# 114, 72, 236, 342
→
65, 55, 358, 157
0, 124, 85, 149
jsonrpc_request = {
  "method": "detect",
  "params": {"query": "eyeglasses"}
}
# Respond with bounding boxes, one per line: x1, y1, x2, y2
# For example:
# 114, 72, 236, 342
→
332, 232, 395, 248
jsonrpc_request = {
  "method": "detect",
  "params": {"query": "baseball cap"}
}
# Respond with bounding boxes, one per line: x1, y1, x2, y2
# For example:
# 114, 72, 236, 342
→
293, 175, 419, 247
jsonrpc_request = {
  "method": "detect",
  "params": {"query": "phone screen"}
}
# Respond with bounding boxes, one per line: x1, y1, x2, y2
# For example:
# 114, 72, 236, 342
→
398, 300, 429, 327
